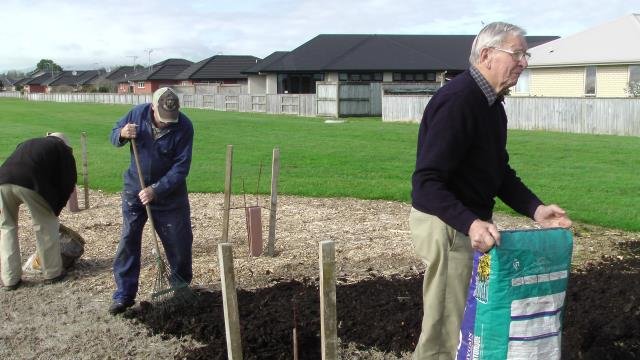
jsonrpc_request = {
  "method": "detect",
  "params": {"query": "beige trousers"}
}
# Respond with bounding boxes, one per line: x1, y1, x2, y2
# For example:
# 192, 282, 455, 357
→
409, 208, 473, 360
0, 184, 63, 285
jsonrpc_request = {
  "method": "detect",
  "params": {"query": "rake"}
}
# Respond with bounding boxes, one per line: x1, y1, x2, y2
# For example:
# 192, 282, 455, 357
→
130, 137, 193, 305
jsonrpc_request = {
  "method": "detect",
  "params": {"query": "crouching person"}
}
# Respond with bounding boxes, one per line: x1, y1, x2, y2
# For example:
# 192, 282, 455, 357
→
0, 132, 77, 290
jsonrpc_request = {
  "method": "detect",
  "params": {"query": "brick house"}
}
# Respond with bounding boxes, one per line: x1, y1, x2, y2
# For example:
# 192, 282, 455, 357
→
123, 59, 193, 94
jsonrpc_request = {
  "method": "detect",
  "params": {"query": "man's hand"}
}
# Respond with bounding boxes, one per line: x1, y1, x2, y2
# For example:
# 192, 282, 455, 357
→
138, 186, 155, 205
534, 204, 572, 228
120, 123, 137, 139
469, 219, 500, 253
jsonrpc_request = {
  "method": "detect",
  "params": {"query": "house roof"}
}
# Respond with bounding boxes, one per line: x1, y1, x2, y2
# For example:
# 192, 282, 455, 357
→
13, 77, 33, 86
26, 72, 61, 86
49, 70, 100, 86
529, 14, 640, 67
177, 55, 261, 80
105, 66, 143, 82
0, 76, 16, 87
127, 58, 193, 81
243, 51, 290, 74
252, 34, 558, 73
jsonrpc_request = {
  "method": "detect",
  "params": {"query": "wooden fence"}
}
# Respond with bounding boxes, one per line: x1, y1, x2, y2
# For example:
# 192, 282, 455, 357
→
5, 89, 640, 136
7, 92, 317, 117
382, 95, 640, 136
0, 91, 22, 98
316, 82, 382, 117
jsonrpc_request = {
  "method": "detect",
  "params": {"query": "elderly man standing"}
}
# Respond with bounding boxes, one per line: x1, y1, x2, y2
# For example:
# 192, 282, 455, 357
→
410, 22, 572, 359
108, 87, 194, 315
0, 132, 77, 291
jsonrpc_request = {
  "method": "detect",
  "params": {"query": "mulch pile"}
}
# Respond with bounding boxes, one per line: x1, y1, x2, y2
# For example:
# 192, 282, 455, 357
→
128, 242, 640, 360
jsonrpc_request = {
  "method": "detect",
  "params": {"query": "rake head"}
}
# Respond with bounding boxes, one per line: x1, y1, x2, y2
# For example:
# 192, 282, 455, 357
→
151, 255, 195, 308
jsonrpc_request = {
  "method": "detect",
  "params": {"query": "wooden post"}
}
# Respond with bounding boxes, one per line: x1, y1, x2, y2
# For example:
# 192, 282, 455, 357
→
81, 131, 89, 209
218, 243, 243, 359
66, 187, 80, 212
222, 145, 233, 243
267, 147, 280, 256
319, 240, 337, 359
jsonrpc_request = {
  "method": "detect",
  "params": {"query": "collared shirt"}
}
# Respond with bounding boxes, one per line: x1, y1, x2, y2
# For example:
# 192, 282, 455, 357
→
151, 122, 171, 140
469, 65, 499, 106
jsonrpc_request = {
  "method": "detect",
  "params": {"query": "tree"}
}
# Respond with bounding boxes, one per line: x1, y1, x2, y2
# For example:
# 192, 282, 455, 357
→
625, 81, 640, 97
4, 70, 26, 79
36, 59, 63, 72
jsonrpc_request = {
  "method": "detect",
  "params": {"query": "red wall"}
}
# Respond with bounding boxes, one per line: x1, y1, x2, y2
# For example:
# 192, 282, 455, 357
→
27, 85, 50, 93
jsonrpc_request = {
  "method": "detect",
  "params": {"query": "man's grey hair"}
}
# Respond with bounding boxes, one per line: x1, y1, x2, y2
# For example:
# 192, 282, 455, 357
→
469, 22, 527, 65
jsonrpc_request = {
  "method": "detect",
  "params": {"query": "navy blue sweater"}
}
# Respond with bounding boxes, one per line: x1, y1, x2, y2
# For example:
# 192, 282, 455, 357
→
411, 70, 542, 234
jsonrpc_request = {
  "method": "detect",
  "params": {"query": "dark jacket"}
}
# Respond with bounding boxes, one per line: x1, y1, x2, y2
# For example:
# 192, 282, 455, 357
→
411, 70, 542, 234
109, 103, 194, 209
0, 137, 77, 216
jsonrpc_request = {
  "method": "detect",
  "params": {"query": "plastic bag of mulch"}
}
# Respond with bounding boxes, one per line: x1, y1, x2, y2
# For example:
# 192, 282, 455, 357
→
456, 228, 573, 360
22, 223, 85, 273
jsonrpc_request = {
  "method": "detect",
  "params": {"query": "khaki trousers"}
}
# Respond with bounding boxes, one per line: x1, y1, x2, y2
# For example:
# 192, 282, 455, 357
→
0, 184, 63, 285
409, 208, 473, 360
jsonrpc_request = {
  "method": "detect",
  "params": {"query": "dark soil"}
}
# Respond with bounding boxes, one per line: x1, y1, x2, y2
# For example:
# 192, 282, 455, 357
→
129, 241, 640, 360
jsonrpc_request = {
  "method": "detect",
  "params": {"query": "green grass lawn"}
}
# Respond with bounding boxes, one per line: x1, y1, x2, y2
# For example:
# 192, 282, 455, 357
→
0, 98, 638, 231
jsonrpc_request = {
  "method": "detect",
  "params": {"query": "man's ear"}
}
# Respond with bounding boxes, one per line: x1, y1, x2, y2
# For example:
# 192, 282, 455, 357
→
479, 47, 492, 69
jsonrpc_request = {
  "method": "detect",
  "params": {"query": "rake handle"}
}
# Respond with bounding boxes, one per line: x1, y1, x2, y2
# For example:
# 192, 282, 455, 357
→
130, 137, 163, 256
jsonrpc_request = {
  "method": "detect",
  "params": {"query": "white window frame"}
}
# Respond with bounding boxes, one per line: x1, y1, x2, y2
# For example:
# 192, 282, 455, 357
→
137, 81, 145, 88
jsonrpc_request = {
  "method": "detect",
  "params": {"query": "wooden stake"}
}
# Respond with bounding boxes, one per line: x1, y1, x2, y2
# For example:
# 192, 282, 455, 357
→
267, 148, 280, 256
319, 240, 337, 360
218, 243, 243, 360
81, 131, 89, 209
222, 145, 233, 243
66, 186, 80, 212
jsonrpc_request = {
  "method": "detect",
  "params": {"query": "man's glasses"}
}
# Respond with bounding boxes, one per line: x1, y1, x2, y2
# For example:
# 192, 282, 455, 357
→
492, 47, 531, 62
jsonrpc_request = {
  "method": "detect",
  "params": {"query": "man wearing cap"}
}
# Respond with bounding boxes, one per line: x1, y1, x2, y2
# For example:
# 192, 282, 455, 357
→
0, 132, 77, 291
108, 87, 194, 314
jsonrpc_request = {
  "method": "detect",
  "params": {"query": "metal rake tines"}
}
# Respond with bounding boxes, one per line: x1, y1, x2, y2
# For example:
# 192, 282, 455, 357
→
150, 257, 194, 305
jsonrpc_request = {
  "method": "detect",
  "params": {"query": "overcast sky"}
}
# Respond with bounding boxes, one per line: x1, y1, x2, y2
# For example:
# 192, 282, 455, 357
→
1, 0, 637, 73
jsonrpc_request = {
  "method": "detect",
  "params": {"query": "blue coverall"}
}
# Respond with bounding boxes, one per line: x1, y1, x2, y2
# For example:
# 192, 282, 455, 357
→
109, 103, 194, 304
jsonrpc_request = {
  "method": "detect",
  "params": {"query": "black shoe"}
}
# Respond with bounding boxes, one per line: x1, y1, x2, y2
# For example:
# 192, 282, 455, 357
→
108, 300, 135, 315
2, 279, 22, 291
43, 272, 67, 285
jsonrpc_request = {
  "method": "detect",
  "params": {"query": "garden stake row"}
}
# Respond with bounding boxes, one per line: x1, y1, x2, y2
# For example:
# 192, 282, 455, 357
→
216, 241, 337, 359
221, 145, 280, 257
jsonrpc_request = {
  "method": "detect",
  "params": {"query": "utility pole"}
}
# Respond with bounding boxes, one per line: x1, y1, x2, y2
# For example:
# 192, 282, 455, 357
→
127, 55, 138, 72
144, 48, 153, 72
